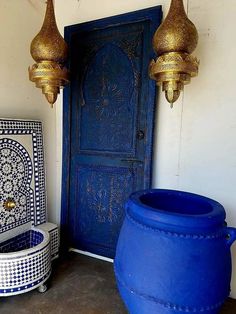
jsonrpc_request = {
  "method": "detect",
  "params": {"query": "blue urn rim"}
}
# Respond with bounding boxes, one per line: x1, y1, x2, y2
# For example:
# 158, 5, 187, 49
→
127, 189, 226, 233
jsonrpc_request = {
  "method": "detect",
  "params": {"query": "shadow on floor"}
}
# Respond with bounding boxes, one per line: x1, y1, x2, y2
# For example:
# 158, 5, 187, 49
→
1, 252, 236, 314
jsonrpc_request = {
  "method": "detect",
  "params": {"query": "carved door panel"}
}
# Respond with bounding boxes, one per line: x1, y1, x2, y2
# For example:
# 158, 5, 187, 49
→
62, 7, 162, 258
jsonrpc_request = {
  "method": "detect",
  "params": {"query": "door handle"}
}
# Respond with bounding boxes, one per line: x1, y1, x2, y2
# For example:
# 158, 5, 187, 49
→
121, 159, 143, 163
137, 130, 145, 140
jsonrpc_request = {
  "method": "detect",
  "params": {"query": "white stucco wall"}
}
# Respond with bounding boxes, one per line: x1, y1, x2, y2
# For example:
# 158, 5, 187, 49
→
1, 0, 236, 298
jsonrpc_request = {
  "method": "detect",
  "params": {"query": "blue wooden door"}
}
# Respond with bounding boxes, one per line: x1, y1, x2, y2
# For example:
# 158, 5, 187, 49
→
62, 6, 162, 258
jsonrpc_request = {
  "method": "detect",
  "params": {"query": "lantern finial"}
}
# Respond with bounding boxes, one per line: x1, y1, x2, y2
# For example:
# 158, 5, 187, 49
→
149, 0, 199, 106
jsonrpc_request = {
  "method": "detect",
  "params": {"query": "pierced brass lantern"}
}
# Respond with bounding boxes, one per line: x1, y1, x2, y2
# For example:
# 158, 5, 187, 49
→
149, 0, 199, 107
29, 0, 69, 107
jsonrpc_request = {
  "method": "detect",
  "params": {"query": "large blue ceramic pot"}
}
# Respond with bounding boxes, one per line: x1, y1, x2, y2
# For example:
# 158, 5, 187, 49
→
114, 189, 236, 314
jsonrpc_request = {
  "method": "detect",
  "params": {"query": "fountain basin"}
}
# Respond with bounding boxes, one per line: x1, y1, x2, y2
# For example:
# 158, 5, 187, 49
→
0, 228, 51, 296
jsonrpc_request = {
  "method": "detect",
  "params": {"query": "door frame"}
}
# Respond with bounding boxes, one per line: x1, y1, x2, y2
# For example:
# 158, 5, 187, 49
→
61, 6, 163, 251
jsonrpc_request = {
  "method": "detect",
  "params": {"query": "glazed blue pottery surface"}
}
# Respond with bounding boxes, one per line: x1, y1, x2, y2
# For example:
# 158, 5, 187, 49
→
114, 189, 236, 314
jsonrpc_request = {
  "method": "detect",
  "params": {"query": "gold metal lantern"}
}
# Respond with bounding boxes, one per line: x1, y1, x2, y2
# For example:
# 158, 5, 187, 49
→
149, 0, 199, 107
29, 0, 69, 107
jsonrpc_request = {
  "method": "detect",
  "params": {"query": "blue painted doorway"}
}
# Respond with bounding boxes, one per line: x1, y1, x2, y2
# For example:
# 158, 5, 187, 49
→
62, 6, 162, 258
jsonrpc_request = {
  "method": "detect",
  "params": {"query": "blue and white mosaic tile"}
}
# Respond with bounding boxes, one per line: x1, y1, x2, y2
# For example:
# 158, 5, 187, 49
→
0, 119, 59, 297
0, 119, 47, 237
0, 230, 44, 253
36, 223, 60, 260
0, 228, 51, 296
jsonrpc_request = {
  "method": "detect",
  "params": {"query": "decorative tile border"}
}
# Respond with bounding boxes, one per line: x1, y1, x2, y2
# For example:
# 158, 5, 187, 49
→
0, 270, 51, 296
49, 227, 59, 260
37, 223, 60, 260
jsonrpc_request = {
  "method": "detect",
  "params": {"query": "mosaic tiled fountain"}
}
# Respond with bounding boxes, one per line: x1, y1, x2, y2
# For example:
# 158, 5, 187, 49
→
0, 119, 59, 296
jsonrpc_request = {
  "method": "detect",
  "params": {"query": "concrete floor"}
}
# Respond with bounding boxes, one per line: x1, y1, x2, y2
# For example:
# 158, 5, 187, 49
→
1, 252, 236, 314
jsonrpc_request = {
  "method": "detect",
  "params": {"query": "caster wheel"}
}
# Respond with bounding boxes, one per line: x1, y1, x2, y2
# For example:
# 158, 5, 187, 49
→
38, 284, 47, 293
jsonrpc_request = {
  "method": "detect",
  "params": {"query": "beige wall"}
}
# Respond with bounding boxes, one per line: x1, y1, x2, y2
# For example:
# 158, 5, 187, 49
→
1, 0, 236, 297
